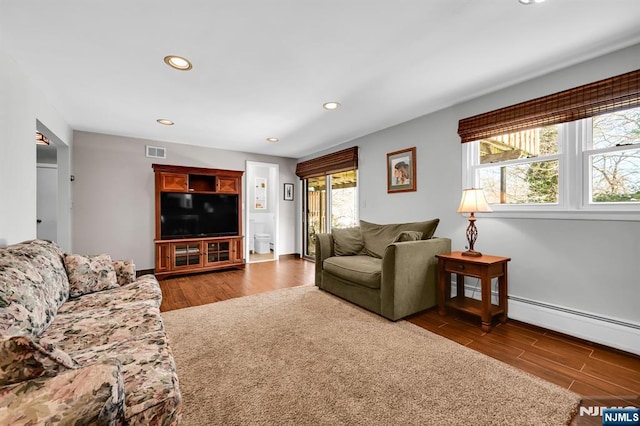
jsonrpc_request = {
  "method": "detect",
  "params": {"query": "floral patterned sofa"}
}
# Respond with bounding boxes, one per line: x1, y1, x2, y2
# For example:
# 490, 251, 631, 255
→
0, 239, 182, 425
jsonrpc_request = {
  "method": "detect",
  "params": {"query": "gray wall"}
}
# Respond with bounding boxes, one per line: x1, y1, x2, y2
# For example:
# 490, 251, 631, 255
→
72, 131, 299, 269
305, 43, 640, 324
0, 49, 73, 249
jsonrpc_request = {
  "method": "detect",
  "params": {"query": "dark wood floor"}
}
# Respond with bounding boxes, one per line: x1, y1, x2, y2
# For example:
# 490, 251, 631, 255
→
158, 257, 316, 312
159, 258, 639, 424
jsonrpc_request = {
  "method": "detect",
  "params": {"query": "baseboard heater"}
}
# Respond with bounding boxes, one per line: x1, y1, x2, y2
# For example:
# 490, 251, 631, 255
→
459, 283, 640, 355
507, 294, 640, 331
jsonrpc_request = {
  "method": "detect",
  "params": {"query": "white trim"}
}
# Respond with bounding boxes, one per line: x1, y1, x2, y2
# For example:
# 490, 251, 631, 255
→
477, 210, 640, 221
36, 163, 58, 169
456, 282, 640, 355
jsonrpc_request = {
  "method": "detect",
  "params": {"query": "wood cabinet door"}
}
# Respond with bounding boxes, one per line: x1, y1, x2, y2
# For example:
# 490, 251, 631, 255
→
217, 176, 238, 193
156, 243, 172, 273
232, 238, 244, 263
160, 173, 189, 192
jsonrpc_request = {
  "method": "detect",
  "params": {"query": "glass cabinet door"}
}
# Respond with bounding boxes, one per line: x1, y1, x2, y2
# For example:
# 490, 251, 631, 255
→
173, 243, 202, 268
206, 241, 230, 264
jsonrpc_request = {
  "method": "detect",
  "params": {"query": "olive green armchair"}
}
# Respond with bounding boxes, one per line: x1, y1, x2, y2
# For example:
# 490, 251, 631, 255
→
315, 219, 451, 321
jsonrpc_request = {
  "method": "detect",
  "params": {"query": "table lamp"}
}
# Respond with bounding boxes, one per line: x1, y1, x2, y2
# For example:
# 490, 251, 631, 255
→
457, 188, 492, 257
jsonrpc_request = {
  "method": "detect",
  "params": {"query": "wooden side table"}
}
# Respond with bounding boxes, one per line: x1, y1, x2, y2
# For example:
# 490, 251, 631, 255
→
436, 251, 511, 332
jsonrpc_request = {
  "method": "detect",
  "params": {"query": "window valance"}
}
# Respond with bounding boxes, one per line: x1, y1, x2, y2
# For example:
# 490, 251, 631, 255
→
457, 69, 640, 143
295, 147, 358, 179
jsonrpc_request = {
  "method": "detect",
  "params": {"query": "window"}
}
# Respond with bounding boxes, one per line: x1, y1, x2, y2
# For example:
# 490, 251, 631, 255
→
296, 147, 359, 258
463, 106, 640, 216
330, 170, 359, 228
586, 107, 640, 204
459, 69, 640, 219
474, 125, 561, 205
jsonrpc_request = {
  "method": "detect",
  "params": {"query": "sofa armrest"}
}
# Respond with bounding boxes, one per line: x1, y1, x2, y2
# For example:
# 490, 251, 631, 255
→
112, 259, 136, 286
0, 335, 78, 387
314, 233, 335, 288
380, 237, 452, 320
0, 359, 125, 425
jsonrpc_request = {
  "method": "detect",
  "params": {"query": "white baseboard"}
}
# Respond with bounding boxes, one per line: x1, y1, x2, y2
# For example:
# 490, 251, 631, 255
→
455, 282, 640, 355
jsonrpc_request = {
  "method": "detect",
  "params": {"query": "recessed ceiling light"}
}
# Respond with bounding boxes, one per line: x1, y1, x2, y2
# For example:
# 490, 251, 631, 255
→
323, 101, 341, 110
518, 0, 545, 4
163, 55, 193, 71
266, 137, 279, 143
157, 119, 174, 126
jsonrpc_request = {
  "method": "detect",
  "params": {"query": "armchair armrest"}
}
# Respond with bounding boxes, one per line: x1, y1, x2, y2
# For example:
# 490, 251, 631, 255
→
314, 233, 335, 288
380, 237, 451, 320
0, 359, 125, 425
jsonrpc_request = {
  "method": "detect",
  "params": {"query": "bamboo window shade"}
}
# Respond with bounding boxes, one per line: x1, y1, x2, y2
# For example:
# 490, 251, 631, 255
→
457, 69, 640, 143
295, 147, 358, 179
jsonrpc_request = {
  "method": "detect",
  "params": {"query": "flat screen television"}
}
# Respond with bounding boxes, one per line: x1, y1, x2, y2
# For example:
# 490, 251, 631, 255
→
161, 192, 239, 239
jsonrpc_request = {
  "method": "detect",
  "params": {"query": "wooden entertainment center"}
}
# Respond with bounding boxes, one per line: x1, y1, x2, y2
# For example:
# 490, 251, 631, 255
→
153, 164, 245, 278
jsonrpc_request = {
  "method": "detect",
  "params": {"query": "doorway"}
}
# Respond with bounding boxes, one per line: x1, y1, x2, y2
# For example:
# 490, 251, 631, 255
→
245, 161, 279, 263
36, 163, 58, 241
35, 120, 72, 251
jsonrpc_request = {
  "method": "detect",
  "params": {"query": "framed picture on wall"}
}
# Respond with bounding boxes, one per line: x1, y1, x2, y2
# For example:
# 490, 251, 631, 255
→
387, 147, 416, 193
284, 183, 294, 201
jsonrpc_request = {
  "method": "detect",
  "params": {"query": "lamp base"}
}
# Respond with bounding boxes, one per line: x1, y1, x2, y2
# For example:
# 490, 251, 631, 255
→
461, 250, 483, 257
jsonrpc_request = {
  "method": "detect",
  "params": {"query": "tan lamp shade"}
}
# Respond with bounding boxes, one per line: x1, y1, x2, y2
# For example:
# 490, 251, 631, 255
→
457, 188, 492, 214
457, 188, 491, 257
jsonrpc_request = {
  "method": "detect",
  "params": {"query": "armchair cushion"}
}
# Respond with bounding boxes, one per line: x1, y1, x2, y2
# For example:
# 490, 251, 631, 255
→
323, 255, 382, 289
0, 335, 77, 387
332, 227, 365, 256
393, 231, 423, 242
64, 253, 119, 298
360, 219, 440, 258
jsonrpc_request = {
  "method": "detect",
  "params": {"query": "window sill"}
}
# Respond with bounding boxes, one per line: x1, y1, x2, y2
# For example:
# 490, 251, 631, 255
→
477, 209, 640, 222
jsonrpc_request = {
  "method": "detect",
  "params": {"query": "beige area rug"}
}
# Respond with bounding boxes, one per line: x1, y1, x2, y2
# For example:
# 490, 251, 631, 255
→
161, 286, 580, 425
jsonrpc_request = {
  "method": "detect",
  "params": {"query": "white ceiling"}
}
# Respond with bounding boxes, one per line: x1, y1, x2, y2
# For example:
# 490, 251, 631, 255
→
2, 1, 640, 159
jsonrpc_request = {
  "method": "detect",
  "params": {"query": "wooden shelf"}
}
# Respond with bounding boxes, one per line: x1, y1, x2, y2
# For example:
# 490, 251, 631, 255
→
445, 297, 504, 317
174, 247, 200, 255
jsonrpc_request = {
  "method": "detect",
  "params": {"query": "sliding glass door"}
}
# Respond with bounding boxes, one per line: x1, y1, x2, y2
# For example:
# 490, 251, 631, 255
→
304, 177, 326, 258
303, 170, 358, 259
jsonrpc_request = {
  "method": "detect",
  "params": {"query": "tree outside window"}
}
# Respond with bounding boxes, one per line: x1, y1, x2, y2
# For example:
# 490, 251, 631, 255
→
590, 107, 640, 203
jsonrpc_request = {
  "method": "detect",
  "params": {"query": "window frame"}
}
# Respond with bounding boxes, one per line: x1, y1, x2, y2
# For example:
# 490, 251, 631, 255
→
462, 116, 640, 221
